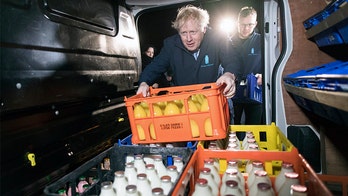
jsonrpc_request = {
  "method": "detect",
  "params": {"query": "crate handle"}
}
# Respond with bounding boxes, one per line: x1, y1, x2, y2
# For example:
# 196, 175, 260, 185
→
149, 83, 219, 96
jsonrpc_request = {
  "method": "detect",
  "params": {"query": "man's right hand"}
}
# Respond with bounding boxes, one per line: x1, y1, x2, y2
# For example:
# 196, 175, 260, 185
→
137, 82, 150, 97
216, 72, 236, 99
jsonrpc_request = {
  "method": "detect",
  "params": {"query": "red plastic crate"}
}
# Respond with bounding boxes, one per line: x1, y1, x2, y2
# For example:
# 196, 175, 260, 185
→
124, 83, 230, 144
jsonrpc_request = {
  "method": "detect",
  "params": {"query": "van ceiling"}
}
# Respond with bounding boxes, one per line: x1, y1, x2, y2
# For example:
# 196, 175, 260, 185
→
126, 0, 194, 14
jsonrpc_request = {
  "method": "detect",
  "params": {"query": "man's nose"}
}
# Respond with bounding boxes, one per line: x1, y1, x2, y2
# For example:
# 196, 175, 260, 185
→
186, 34, 193, 41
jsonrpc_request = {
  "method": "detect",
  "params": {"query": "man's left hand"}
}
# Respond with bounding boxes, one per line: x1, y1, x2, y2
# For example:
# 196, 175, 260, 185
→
255, 73, 262, 86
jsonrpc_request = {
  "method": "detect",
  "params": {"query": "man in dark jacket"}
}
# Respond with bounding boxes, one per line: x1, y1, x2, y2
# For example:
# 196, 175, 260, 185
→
137, 5, 240, 98
231, 6, 263, 125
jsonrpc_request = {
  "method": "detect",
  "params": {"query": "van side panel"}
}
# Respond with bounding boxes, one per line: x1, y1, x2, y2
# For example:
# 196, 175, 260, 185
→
0, 0, 140, 195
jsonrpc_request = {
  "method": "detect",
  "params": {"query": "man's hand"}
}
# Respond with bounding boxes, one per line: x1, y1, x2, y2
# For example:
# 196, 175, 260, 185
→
255, 73, 262, 86
136, 82, 150, 97
216, 72, 236, 99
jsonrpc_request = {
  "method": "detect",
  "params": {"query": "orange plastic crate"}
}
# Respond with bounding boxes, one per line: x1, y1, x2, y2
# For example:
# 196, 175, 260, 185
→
317, 174, 348, 196
172, 146, 332, 196
124, 83, 230, 144
171, 124, 333, 196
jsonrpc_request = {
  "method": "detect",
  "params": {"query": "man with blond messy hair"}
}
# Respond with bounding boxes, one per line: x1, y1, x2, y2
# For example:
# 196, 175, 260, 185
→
137, 5, 241, 99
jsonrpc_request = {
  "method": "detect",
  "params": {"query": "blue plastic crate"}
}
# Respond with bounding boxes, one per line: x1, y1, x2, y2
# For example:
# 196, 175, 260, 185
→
285, 61, 346, 79
233, 73, 262, 104
303, 12, 329, 30
314, 28, 345, 47
337, 19, 348, 43
303, 0, 348, 30
283, 61, 348, 92
316, 61, 348, 77
313, 18, 348, 47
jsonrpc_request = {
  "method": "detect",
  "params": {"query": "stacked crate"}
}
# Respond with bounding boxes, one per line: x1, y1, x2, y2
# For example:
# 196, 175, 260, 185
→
303, 0, 348, 47
44, 83, 332, 195
173, 124, 332, 195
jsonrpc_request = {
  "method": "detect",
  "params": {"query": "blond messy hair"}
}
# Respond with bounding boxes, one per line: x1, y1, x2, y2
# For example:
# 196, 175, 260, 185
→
172, 5, 210, 32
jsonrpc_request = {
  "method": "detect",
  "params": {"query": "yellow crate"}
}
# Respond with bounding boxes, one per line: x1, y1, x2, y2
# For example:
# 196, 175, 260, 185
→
198, 123, 296, 175
230, 122, 294, 151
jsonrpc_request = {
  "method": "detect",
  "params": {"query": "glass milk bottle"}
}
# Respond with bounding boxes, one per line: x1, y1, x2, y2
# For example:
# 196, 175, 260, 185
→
136, 173, 152, 196
213, 158, 220, 173
152, 187, 164, 196
243, 138, 257, 150
145, 164, 161, 189
226, 160, 245, 187
221, 169, 245, 196
229, 134, 241, 149
203, 158, 221, 186
192, 178, 213, 196
290, 184, 308, 196
113, 171, 128, 196
125, 185, 139, 196
278, 172, 300, 196
275, 162, 294, 192
126, 155, 135, 163
133, 154, 146, 174
206, 144, 221, 170
248, 170, 272, 196
250, 182, 275, 196
247, 160, 264, 188
221, 180, 243, 196
245, 160, 263, 174
242, 132, 255, 149
198, 168, 219, 196
242, 131, 253, 140
226, 142, 240, 151
99, 181, 117, 196
166, 165, 179, 183
143, 155, 155, 165
125, 162, 138, 186
160, 175, 173, 195
173, 157, 184, 173
246, 143, 259, 151
153, 155, 167, 178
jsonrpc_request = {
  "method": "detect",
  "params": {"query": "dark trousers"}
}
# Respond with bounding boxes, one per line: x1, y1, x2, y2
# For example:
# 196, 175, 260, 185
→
233, 102, 263, 125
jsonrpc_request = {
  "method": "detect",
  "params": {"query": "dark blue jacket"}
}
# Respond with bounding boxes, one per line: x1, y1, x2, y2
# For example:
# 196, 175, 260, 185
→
139, 29, 241, 86
231, 31, 262, 80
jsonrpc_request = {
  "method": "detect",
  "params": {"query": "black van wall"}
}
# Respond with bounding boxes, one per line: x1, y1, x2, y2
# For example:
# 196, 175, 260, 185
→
0, 0, 140, 195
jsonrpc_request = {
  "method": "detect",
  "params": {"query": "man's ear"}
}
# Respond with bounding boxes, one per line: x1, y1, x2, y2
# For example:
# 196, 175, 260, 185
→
203, 26, 207, 34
